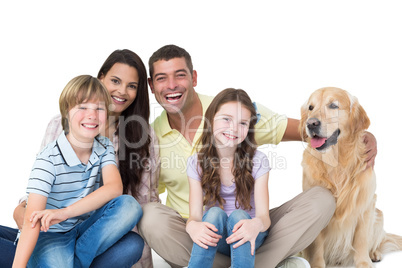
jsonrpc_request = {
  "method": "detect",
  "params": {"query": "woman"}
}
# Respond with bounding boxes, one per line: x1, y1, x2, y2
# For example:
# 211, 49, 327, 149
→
1, 49, 159, 268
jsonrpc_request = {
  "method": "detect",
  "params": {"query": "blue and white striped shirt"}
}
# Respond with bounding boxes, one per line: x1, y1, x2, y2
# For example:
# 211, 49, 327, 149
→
26, 132, 116, 232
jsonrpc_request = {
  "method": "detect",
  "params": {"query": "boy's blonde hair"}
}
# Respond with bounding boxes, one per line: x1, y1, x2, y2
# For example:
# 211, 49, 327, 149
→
59, 75, 112, 132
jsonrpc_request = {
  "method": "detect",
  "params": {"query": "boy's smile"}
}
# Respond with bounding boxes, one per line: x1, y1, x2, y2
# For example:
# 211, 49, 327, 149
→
67, 100, 107, 145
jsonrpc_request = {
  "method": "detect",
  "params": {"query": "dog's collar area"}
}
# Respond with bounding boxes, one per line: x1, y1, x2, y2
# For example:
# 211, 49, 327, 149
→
314, 129, 341, 151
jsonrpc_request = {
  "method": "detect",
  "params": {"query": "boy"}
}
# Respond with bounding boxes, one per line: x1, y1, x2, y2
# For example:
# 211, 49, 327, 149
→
13, 75, 141, 268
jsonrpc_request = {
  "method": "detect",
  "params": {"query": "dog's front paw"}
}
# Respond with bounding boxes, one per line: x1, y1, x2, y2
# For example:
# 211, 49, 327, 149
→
310, 259, 325, 268
355, 260, 374, 268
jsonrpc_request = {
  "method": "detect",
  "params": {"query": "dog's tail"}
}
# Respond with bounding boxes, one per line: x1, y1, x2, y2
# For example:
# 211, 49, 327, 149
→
379, 233, 402, 254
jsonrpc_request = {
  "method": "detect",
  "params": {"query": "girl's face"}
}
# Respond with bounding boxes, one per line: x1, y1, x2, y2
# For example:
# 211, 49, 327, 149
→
67, 99, 107, 144
100, 63, 139, 116
213, 101, 251, 148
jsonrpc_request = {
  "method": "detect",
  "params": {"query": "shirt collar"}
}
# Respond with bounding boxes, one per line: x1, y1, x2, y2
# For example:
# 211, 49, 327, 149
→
56, 132, 107, 167
159, 93, 210, 137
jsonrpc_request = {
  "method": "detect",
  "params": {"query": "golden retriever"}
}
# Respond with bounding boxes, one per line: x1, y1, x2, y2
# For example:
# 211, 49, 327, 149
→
299, 87, 402, 268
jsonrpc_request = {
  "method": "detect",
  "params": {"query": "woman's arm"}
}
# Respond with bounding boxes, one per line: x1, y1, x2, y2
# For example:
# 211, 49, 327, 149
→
13, 193, 47, 268
13, 201, 26, 230
149, 127, 161, 203
31, 164, 123, 232
185, 177, 221, 249
13, 116, 62, 229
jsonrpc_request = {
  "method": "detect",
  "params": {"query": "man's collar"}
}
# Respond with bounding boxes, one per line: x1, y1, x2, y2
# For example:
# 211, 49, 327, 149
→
158, 93, 211, 137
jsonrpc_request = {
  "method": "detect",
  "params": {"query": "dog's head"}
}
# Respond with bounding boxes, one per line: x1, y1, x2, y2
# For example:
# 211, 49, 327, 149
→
300, 87, 370, 152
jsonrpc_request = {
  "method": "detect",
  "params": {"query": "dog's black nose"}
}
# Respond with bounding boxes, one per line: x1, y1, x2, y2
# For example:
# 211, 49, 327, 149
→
307, 118, 321, 130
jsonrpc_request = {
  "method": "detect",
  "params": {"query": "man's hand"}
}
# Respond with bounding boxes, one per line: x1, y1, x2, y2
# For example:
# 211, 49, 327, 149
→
363, 131, 377, 168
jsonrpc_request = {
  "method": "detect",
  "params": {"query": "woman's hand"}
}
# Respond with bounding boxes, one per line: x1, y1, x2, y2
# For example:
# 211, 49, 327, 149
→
186, 220, 222, 249
30, 208, 69, 232
226, 218, 270, 255
13, 201, 26, 230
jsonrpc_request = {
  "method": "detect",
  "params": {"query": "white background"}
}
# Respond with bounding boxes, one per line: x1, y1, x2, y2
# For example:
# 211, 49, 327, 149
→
1, 1, 401, 266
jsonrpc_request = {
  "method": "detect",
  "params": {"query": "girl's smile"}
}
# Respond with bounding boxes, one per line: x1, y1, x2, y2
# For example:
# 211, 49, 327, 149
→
213, 101, 251, 148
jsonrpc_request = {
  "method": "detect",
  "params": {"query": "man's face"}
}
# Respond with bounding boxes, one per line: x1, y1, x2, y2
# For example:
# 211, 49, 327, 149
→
149, 57, 197, 115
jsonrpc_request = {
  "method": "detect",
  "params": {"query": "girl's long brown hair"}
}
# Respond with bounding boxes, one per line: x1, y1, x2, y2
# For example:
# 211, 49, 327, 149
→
196, 88, 258, 210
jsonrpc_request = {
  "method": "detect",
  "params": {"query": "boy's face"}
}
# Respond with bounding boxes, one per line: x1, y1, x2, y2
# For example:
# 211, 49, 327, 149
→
148, 57, 197, 115
67, 99, 107, 144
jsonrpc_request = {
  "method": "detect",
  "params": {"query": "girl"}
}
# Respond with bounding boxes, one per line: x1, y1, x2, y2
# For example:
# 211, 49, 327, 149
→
2, 49, 159, 268
186, 88, 271, 268
12, 75, 141, 268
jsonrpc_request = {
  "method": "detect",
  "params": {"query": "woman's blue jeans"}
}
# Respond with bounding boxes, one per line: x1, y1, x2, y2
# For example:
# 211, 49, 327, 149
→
188, 207, 269, 268
4, 195, 145, 268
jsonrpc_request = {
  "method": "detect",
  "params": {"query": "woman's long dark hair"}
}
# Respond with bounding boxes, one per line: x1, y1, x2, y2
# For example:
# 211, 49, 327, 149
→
98, 49, 150, 198
196, 88, 258, 210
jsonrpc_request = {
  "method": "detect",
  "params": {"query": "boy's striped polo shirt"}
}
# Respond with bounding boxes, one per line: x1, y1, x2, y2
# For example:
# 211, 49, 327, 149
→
26, 132, 116, 232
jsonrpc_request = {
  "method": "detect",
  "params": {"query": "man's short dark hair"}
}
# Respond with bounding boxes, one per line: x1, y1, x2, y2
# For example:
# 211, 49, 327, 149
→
148, 44, 193, 79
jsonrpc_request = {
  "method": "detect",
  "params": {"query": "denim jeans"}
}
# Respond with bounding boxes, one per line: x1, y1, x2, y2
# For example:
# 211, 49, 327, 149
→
0, 225, 18, 268
0, 226, 143, 268
188, 207, 269, 268
25, 195, 143, 268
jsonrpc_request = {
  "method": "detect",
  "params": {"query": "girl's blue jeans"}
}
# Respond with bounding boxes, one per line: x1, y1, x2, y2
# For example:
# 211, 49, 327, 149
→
188, 207, 269, 268
2, 195, 144, 268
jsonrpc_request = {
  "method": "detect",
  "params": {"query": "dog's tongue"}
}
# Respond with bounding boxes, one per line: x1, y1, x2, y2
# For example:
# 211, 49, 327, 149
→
311, 137, 327, 148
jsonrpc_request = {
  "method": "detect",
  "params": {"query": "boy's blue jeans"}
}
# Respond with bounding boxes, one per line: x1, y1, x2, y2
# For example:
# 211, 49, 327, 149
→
25, 195, 143, 268
188, 207, 269, 268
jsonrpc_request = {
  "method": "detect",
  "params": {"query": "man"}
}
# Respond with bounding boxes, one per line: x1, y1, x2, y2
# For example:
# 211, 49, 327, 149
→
138, 44, 377, 268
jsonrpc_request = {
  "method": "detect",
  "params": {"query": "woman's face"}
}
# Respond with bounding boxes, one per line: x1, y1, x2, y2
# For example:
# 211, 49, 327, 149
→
100, 63, 139, 116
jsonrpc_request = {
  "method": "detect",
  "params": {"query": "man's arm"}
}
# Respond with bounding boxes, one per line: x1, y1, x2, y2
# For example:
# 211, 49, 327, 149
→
281, 118, 302, 142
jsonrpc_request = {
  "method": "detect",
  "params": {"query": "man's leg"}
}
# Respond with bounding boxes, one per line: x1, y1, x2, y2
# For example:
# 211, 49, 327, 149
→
254, 186, 335, 268
138, 202, 192, 267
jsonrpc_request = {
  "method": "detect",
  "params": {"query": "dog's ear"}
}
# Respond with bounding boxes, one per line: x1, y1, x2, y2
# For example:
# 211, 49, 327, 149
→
350, 96, 370, 133
299, 101, 309, 141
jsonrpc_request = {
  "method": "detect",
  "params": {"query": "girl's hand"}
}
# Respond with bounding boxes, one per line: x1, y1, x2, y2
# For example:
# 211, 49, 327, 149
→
30, 208, 69, 232
186, 220, 222, 249
226, 218, 269, 255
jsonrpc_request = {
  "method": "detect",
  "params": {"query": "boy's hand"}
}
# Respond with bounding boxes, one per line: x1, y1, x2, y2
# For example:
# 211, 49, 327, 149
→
30, 208, 69, 232
186, 220, 222, 249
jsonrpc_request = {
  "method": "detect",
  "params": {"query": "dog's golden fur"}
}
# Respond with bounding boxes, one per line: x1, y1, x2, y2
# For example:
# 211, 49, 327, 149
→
300, 87, 402, 268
